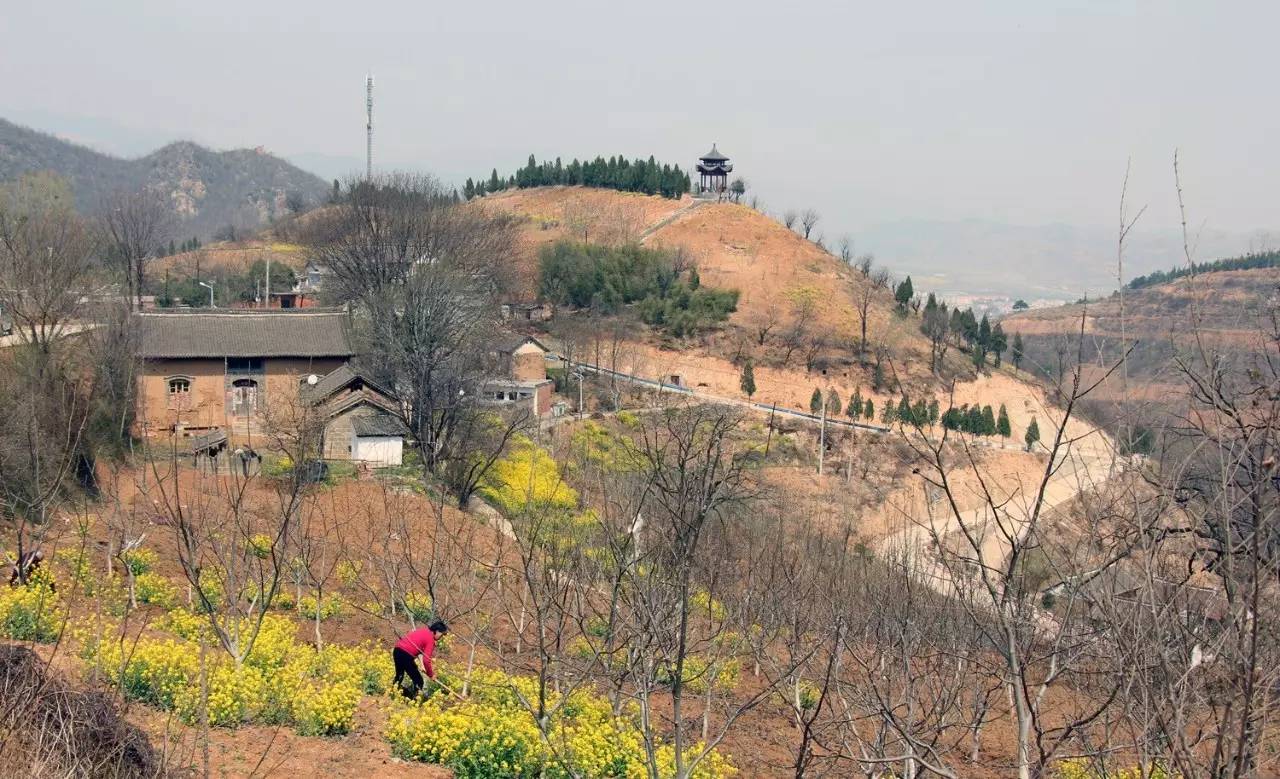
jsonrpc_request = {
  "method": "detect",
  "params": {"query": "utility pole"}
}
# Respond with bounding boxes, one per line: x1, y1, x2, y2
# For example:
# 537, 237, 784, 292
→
366, 74, 374, 179
818, 398, 827, 476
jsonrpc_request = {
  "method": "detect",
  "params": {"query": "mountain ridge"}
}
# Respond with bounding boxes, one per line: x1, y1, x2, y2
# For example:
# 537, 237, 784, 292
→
0, 117, 329, 239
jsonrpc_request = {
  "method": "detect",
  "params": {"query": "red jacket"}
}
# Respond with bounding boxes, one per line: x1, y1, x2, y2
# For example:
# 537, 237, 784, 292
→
395, 627, 437, 678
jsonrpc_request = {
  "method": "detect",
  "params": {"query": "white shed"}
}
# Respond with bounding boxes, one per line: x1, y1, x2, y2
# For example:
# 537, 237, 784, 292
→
350, 415, 405, 467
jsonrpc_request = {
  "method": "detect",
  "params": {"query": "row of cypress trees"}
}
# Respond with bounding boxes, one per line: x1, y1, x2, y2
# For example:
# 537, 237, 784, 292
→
464, 154, 692, 201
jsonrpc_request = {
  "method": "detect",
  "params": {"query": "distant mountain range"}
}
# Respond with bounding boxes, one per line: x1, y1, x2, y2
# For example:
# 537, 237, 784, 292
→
857, 218, 1276, 301
0, 117, 329, 239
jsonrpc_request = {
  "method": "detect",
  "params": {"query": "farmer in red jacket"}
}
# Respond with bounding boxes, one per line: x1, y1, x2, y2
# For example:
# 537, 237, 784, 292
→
392, 620, 448, 699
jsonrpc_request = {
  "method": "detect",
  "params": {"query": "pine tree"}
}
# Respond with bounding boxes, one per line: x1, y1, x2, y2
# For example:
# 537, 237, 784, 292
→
488, 169, 501, 193
1012, 332, 1024, 371
872, 361, 885, 392
897, 395, 912, 424
826, 389, 841, 415
864, 399, 874, 420
1025, 417, 1040, 451
810, 387, 823, 415
928, 399, 940, 426
997, 404, 1012, 439
882, 400, 897, 424
966, 405, 984, 434
990, 323, 1008, 367
740, 359, 756, 399
848, 388, 863, 418
894, 276, 914, 311
981, 405, 997, 436
912, 399, 929, 427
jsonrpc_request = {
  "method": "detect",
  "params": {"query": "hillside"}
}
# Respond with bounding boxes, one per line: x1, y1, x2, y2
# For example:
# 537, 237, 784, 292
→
0, 117, 329, 239
482, 186, 958, 412
999, 265, 1279, 419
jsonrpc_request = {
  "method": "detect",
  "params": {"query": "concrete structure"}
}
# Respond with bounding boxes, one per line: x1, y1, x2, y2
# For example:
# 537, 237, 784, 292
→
135, 309, 353, 438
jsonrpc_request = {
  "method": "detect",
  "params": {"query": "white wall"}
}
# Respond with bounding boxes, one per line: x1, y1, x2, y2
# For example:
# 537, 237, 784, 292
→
352, 435, 403, 467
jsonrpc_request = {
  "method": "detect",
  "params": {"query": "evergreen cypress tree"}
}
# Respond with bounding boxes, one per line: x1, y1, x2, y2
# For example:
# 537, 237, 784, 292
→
1012, 332, 1024, 371
897, 395, 911, 423
872, 361, 885, 392
966, 405, 983, 434
928, 399, 940, 426
488, 169, 501, 192
882, 401, 897, 424
1025, 417, 1041, 451
990, 323, 1007, 367
981, 405, 997, 436
848, 388, 862, 418
810, 387, 823, 415
740, 359, 756, 399
912, 399, 929, 427
864, 399, 874, 420
894, 277, 914, 311
997, 404, 1012, 439
827, 389, 841, 415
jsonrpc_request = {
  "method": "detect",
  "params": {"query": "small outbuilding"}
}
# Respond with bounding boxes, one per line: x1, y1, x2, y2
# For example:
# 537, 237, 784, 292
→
301, 364, 406, 465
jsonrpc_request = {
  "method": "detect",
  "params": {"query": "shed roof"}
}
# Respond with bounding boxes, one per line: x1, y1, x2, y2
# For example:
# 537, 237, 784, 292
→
301, 363, 397, 406
137, 310, 354, 359
352, 414, 407, 437
494, 334, 550, 355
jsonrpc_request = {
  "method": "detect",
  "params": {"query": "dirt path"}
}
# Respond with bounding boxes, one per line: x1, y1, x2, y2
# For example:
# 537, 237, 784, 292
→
875, 373, 1116, 599
637, 198, 706, 243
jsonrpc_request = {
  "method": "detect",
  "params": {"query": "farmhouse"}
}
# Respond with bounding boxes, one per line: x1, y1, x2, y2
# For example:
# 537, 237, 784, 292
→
135, 309, 354, 436
484, 335, 554, 417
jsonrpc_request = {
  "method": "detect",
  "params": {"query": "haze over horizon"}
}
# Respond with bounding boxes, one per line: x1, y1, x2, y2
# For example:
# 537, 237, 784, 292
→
3, 0, 1276, 297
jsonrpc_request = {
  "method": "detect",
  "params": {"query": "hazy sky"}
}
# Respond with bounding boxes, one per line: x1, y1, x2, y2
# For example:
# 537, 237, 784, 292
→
3, 0, 1277, 242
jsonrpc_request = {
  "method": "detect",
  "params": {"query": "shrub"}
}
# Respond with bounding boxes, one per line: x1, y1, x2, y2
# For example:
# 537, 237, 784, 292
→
0, 576, 63, 642
1054, 758, 1179, 779
122, 548, 157, 576
385, 664, 736, 779
248, 534, 273, 559
299, 593, 344, 621
400, 592, 434, 624
134, 572, 178, 608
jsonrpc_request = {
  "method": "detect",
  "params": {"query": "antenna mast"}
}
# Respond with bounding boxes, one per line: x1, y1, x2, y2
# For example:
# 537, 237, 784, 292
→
365, 74, 374, 179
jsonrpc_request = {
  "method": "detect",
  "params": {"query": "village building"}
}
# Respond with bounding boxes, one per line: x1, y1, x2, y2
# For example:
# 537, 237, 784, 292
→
135, 309, 354, 437
500, 300, 554, 322
483, 335, 554, 417
300, 363, 405, 466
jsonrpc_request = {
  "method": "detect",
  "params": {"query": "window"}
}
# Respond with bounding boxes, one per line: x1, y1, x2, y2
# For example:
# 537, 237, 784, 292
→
231, 378, 259, 415
227, 358, 263, 373
167, 377, 191, 410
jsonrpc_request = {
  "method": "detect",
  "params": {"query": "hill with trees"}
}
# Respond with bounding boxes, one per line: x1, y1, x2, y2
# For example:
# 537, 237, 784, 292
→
0, 117, 329, 239
464, 153, 691, 200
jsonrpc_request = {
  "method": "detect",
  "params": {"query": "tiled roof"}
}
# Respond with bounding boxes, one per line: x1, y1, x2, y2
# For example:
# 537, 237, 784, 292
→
351, 414, 407, 437
301, 363, 397, 405
136, 309, 354, 359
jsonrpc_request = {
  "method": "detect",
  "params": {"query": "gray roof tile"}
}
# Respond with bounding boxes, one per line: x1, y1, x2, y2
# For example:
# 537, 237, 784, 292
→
137, 310, 354, 359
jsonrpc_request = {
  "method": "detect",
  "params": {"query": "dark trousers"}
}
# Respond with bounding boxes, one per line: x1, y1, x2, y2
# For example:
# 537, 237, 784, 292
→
392, 648, 424, 699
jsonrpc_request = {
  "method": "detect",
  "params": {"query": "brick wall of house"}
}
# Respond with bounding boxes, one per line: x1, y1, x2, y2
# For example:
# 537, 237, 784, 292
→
137, 356, 345, 436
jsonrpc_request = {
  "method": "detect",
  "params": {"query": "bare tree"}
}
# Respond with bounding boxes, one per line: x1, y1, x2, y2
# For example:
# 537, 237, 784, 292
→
783, 210, 798, 231
308, 173, 527, 504
800, 209, 821, 240
101, 187, 171, 310
839, 235, 854, 265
